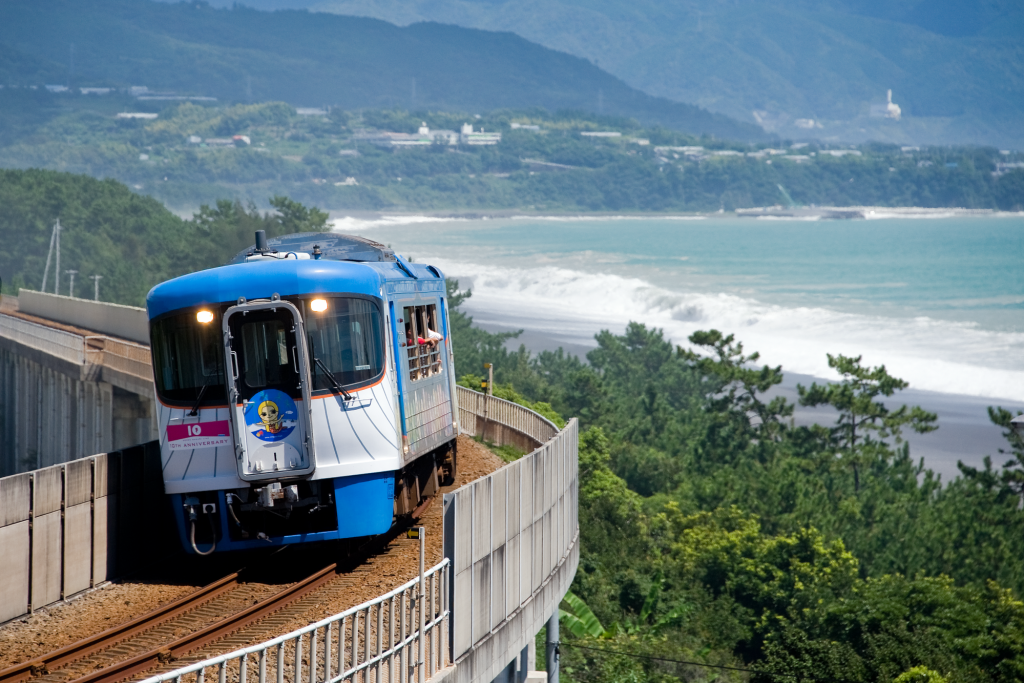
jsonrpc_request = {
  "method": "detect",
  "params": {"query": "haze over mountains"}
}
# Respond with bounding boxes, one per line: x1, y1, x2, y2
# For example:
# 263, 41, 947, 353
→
0, 0, 763, 141
214, 0, 1024, 148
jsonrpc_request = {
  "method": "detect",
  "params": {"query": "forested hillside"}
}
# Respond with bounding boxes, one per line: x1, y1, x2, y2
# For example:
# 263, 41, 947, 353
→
1, 103, 1021, 213
0, 0, 761, 142
0, 169, 327, 304
449, 283, 1024, 682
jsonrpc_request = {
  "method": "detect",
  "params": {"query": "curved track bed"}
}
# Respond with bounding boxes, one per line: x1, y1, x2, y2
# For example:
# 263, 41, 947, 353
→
0, 436, 504, 683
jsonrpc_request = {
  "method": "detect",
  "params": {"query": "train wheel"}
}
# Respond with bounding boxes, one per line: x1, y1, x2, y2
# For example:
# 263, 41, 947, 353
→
440, 441, 457, 486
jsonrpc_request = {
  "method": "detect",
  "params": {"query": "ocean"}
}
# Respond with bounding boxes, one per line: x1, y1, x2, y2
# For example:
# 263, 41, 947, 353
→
335, 213, 1024, 479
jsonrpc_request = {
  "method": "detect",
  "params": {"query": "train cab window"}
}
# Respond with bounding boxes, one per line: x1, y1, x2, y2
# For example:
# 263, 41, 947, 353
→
151, 310, 227, 405
239, 319, 294, 388
403, 303, 443, 382
301, 297, 385, 392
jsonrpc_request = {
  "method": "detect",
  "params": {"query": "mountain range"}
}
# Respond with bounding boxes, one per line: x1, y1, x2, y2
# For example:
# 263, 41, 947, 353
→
0, 0, 764, 142
216, 0, 1024, 148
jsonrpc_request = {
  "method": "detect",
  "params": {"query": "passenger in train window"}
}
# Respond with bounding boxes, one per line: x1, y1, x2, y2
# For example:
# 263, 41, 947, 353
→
419, 327, 443, 346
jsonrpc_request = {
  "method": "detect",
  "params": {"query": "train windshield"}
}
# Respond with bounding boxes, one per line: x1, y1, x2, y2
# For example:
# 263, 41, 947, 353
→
151, 310, 226, 405
301, 297, 385, 392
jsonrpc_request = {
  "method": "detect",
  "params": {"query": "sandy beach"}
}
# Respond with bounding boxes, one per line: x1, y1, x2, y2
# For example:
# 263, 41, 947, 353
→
473, 318, 1017, 484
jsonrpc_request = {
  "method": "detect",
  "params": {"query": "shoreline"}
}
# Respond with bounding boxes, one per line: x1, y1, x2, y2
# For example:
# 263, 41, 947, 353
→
470, 317, 1018, 484
328, 207, 1024, 224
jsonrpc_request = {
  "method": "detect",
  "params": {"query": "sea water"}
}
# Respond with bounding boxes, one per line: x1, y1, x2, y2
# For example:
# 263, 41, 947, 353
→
340, 214, 1024, 403
336, 213, 1024, 478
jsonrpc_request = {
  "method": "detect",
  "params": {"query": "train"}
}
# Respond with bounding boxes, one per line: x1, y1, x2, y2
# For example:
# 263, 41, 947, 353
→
146, 231, 458, 554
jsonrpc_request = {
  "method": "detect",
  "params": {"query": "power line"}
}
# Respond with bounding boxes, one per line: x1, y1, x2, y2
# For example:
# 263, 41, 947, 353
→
560, 642, 856, 683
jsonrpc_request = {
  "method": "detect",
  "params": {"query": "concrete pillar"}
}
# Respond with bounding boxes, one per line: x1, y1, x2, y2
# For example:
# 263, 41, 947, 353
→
546, 612, 559, 683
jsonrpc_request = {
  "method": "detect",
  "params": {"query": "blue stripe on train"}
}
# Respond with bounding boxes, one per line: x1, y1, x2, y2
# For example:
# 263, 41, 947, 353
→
172, 471, 395, 553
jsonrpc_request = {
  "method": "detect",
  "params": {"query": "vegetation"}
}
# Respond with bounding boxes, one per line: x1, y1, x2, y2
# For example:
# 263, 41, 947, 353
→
445, 280, 1024, 682
1, 102, 1021, 212
3, 169, 1023, 679
0, 169, 327, 305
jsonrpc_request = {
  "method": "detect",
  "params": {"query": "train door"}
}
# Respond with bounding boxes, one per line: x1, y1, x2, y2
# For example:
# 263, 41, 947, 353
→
222, 300, 316, 481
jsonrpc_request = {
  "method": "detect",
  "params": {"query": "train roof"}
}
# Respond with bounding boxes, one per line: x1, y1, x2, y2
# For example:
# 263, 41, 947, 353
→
147, 246, 445, 319
228, 232, 396, 264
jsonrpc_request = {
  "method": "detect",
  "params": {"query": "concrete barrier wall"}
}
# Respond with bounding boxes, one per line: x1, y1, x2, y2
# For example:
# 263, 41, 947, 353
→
447, 389, 579, 683
18, 290, 149, 344
0, 442, 166, 624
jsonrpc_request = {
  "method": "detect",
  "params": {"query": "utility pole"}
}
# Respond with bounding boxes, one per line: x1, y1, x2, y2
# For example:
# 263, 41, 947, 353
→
90, 275, 102, 301
65, 270, 78, 298
41, 219, 61, 293
546, 613, 560, 683
54, 222, 61, 295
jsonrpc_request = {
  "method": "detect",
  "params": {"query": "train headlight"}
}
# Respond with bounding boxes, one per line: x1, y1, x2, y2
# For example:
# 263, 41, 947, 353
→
310, 298, 328, 313
196, 310, 214, 324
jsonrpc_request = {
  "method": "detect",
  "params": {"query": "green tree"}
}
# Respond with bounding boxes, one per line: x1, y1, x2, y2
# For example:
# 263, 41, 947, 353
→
268, 195, 329, 234
798, 354, 938, 490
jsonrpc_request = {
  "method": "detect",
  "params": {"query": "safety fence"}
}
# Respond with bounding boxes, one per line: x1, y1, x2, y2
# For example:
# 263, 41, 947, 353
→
455, 386, 558, 451
139, 561, 450, 683
0, 442, 166, 624
140, 389, 578, 683
445, 395, 578, 683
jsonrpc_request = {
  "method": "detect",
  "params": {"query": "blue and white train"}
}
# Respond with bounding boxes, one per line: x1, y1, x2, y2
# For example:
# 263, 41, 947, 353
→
147, 231, 458, 554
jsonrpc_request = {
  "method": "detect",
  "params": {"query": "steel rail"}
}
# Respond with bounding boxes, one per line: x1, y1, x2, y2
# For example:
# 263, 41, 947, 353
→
65, 563, 340, 683
50, 497, 439, 683
0, 573, 242, 683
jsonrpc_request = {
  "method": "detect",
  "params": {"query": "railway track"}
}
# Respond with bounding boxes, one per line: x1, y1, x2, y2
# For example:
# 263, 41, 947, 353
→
0, 499, 436, 683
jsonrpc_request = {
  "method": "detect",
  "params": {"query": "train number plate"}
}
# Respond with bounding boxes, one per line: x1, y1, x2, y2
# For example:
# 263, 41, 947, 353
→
167, 420, 232, 450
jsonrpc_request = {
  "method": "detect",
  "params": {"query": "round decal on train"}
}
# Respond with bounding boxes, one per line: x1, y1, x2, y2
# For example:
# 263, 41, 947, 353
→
244, 389, 297, 442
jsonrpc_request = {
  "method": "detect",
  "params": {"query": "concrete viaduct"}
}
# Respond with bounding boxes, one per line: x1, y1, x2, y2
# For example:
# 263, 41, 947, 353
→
0, 289, 578, 683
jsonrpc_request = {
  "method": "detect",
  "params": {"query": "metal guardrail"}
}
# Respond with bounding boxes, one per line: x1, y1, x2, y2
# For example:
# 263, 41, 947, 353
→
141, 388, 578, 683
139, 560, 450, 683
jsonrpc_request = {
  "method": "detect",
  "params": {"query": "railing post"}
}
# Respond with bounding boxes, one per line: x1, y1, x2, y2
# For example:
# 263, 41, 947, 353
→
325, 621, 332, 683
351, 611, 359, 682
418, 528, 425, 683
376, 601, 384, 682
309, 627, 317, 683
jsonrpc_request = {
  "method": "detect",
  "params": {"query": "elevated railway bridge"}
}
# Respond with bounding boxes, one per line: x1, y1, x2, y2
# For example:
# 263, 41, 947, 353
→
0, 291, 578, 683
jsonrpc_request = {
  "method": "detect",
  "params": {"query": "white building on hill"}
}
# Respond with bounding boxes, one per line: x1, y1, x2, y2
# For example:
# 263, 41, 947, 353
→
460, 123, 501, 145
870, 90, 902, 120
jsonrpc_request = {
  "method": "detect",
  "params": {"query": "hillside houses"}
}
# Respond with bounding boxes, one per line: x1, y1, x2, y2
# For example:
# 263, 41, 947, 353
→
356, 122, 501, 148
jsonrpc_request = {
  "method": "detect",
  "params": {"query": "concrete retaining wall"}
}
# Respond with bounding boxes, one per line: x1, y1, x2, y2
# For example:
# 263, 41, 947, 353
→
18, 290, 149, 344
0, 442, 166, 624
448, 388, 579, 683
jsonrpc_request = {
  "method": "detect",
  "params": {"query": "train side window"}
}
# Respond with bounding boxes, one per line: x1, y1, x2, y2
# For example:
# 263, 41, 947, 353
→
403, 303, 442, 383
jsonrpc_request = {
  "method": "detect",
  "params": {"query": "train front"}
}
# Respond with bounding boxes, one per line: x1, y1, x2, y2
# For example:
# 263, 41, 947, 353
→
147, 233, 403, 554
